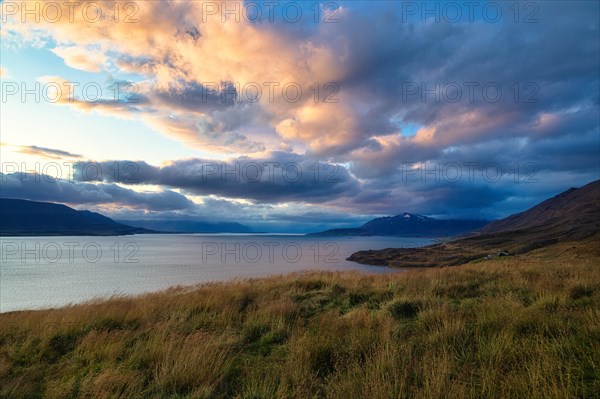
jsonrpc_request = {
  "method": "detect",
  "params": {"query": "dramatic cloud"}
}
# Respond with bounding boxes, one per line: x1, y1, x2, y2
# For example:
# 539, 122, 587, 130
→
71, 152, 362, 203
2, 1, 598, 227
0, 172, 195, 211
5, 2, 596, 151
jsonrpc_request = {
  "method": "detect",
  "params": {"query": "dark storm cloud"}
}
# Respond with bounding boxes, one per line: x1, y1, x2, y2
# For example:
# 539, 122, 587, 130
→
0, 173, 194, 211
152, 81, 237, 112
71, 152, 362, 203
335, 1, 600, 146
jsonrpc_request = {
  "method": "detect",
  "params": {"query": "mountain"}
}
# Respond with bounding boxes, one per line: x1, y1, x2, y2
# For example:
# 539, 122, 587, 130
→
118, 219, 254, 234
308, 213, 488, 237
348, 180, 600, 267
0, 198, 153, 236
478, 181, 600, 240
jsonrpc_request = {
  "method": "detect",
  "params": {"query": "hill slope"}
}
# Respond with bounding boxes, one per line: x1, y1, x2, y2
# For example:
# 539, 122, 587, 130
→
348, 180, 600, 267
0, 198, 152, 236
309, 213, 488, 237
479, 180, 600, 239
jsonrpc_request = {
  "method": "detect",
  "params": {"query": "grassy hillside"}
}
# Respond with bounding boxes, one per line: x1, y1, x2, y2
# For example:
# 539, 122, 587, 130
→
1, 242, 598, 398
349, 181, 600, 268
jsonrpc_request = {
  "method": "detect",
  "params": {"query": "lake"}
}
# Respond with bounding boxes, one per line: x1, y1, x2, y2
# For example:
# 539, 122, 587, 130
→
0, 234, 432, 312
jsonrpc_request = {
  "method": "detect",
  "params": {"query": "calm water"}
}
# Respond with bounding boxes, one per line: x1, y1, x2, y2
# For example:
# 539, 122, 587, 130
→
0, 234, 432, 312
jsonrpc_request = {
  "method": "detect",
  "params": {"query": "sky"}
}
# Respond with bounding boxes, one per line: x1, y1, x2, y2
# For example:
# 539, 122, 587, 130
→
1, 0, 599, 233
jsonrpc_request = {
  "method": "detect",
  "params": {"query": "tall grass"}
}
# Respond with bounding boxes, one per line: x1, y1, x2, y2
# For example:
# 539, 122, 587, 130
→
1, 254, 599, 398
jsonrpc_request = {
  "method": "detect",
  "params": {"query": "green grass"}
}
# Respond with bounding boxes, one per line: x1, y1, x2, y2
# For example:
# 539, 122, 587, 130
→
1, 255, 599, 398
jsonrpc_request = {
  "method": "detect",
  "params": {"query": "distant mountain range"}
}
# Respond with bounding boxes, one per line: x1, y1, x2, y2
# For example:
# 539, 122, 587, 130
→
117, 219, 254, 234
308, 213, 488, 237
0, 198, 152, 236
0, 199, 255, 236
348, 180, 600, 267
5, 179, 598, 242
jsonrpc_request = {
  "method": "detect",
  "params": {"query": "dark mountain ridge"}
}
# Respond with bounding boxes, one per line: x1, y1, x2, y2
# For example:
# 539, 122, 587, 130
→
479, 182, 599, 240
309, 212, 488, 237
0, 198, 255, 235
0, 198, 152, 236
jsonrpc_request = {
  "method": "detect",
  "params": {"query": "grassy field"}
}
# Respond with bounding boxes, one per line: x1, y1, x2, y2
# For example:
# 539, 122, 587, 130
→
1, 246, 599, 398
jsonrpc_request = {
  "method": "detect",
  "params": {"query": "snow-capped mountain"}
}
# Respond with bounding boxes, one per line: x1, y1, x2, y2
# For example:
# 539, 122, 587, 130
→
309, 213, 488, 237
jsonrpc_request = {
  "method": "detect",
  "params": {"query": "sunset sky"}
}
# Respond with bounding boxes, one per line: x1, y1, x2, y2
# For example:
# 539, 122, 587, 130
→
1, 0, 599, 232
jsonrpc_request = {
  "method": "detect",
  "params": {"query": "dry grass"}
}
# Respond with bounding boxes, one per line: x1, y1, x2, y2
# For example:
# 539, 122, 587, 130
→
1, 250, 599, 398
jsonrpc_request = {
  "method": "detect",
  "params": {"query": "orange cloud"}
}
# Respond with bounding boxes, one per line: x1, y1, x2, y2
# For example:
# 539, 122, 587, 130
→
4, 1, 356, 154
